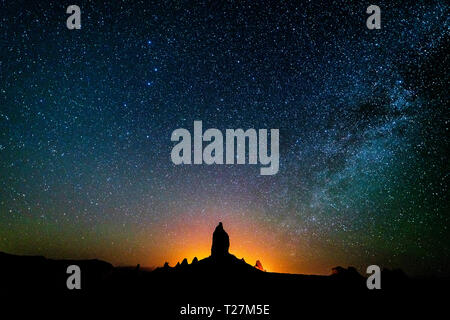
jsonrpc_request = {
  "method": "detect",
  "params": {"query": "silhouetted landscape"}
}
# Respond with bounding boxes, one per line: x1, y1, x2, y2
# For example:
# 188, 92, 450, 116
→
2, 0, 448, 317
1, 222, 447, 317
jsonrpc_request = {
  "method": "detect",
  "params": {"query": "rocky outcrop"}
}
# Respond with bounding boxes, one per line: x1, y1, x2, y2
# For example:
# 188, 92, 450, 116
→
155, 222, 261, 274
211, 222, 230, 257
255, 260, 265, 271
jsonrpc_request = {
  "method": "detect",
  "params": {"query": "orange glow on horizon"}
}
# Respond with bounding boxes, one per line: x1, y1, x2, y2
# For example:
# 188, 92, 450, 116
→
143, 212, 297, 274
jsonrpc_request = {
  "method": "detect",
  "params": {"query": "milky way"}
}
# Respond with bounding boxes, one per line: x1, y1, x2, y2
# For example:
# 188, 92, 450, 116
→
0, 1, 448, 275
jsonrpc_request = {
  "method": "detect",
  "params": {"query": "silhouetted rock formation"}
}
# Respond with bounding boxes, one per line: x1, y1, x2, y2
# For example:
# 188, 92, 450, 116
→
255, 260, 265, 271
381, 268, 409, 289
117, 220, 425, 317
331, 266, 365, 289
154, 222, 261, 274
211, 222, 230, 257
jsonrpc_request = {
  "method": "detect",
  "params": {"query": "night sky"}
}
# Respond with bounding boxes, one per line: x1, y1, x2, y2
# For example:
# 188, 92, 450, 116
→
1, 0, 448, 276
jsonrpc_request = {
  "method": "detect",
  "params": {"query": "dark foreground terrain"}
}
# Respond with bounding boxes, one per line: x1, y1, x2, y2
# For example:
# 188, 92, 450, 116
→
0, 250, 447, 317
1, 223, 447, 317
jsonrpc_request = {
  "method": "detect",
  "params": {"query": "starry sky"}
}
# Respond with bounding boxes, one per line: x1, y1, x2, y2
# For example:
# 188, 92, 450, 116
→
0, 0, 449, 276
